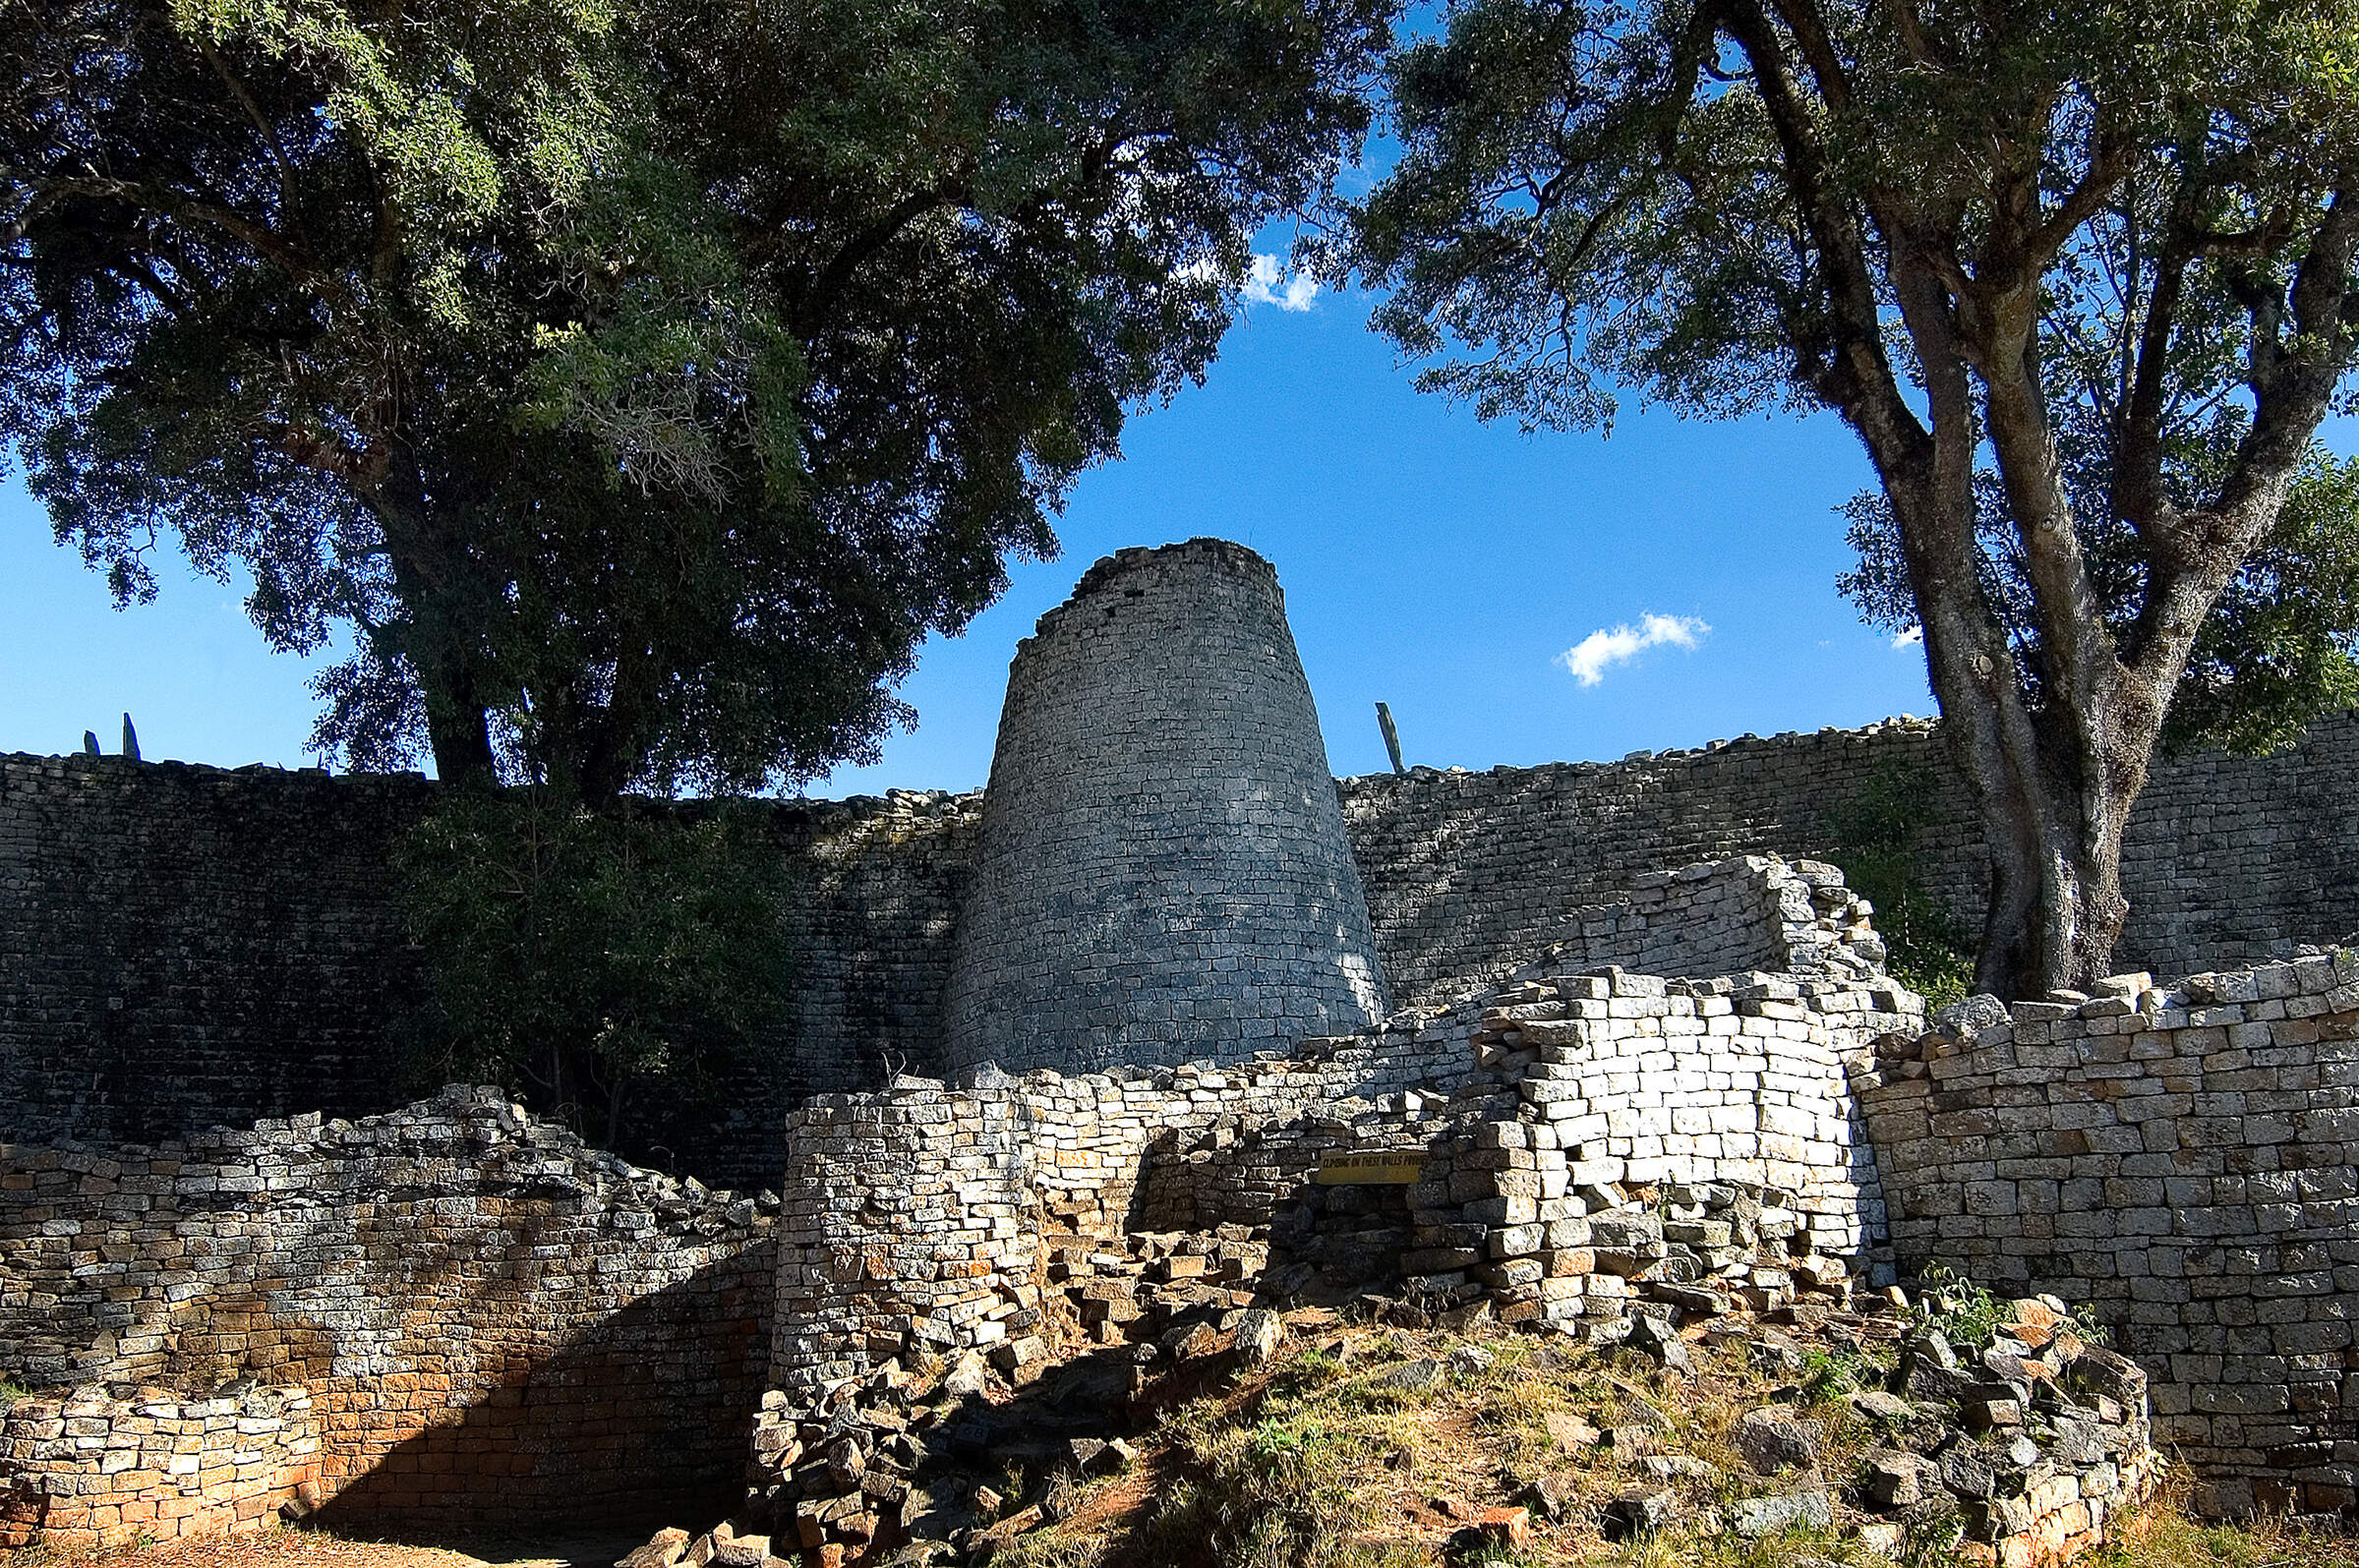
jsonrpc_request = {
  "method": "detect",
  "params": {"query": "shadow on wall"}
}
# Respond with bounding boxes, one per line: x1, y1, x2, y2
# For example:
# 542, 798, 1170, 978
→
313, 1242, 775, 1535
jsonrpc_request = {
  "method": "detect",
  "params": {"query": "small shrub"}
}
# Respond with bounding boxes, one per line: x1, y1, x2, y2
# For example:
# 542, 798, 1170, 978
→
394, 788, 793, 1150
1820, 758, 1978, 1008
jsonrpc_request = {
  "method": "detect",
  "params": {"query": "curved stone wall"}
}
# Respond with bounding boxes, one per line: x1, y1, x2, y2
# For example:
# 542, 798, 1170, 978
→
943, 539, 1389, 1073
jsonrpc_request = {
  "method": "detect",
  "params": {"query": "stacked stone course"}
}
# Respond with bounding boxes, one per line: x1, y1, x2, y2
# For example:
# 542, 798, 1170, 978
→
1855, 950, 2359, 1517
0, 1385, 317, 1548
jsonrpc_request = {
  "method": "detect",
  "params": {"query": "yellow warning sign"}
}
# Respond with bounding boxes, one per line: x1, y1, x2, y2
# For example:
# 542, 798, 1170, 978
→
1315, 1149, 1424, 1186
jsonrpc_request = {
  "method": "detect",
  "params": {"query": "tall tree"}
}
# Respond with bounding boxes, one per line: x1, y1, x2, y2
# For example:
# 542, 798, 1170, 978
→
3, 0, 1388, 798
1341, 0, 2359, 996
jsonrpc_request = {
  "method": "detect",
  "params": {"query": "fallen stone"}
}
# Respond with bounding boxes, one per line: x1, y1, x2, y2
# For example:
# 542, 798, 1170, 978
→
940, 1352, 991, 1399
1864, 1448, 1938, 1508
1447, 1344, 1494, 1375
1726, 1489, 1833, 1539
712, 1533, 767, 1568
1522, 1474, 1580, 1522
1376, 1357, 1444, 1392
616, 1527, 691, 1568
1544, 1411, 1601, 1453
1939, 1447, 1995, 1498
1849, 1389, 1915, 1424
1232, 1308, 1286, 1365
1635, 1454, 1718, 1482
1962, 1395, 2024, 1433
1601, 1489, 1681, 1541
1734, 1406, 1821, 1474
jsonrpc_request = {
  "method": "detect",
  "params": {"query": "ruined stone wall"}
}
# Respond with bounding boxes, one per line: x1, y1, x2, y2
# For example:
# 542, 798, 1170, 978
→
1853, 952, 2359, 1517
1340, 710, 2359, 1008
944, 540, 1389, 1074
0, 1088, 774, 1533
763, 1056, 1378, 1396
767, 896, 1915, 1397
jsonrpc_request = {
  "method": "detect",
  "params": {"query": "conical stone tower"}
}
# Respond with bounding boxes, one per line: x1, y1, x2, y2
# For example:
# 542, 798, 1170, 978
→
944, 538, 1390, 1074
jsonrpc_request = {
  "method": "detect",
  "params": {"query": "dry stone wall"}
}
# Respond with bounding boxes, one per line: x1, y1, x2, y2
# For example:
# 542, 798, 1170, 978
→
0, 1087, 774, 1534
1854, 952, 2359, 1517
6, 710, 2354, 1180
1340, 711, 2359, 1008
768, 904, 1916, 1393
0, 756, 432, 1150
0, 753, 973, 1191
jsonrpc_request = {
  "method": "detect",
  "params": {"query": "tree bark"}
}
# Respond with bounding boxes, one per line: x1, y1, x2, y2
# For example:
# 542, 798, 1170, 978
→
373, 456, 499, 791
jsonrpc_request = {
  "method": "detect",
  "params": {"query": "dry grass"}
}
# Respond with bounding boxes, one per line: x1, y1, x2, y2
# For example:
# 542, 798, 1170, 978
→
2089, 1481, 2359, 1568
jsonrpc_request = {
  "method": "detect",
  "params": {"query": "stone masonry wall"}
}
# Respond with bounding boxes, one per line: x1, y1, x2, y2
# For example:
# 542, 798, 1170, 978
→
1, 1385, 317, 1549
1853, 952, 2359, 1517
767, 891, 1915, 1395
7, 711, 2355, 1175
1317, 854, 1891, 1099
1340, 710, 2359, 1008
0, 1088, 774, 1532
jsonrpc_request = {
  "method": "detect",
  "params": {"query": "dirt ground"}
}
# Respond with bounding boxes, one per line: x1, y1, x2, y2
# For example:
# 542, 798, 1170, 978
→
0, 1527, 640, 1568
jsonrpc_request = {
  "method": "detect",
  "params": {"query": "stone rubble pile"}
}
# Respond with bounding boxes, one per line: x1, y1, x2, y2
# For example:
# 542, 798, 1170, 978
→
1867, 1298, 2156, 1567
1564, 1287, 2155, 1567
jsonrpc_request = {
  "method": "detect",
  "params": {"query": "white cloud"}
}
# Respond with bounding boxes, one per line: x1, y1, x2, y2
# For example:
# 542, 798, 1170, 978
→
1242, 254, 1319, 312
1558, 612, 1711, 686
1892, 625, 1924, 649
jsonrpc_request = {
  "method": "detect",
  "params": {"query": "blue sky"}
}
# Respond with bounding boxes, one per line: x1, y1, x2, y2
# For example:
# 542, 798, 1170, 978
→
0, 273, 1951, 792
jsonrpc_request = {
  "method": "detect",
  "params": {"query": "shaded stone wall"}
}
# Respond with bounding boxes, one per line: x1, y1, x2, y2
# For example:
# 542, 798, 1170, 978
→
944, 540, 1389, 1074
0, 754, 974, 1191
0, 1088, 774, 1532
1854, 952, 2359, 1517
0, 756, 433, 1150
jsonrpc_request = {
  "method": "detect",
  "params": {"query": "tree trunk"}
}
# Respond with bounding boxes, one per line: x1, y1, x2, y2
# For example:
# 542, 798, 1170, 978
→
423, 675, 498, 791
1952, 720, 2138, 999
374, 455, 500, 790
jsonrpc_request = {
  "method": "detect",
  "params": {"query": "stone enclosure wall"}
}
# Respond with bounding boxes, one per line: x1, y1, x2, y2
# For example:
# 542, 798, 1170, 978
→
8, 714, 2354, 1177
766, 910, 1917, 1399
0, 754, 975, 1191
1340, 711, 2359, 1009
1856, 952, 2359, 1518
0, 1088, 774, 1539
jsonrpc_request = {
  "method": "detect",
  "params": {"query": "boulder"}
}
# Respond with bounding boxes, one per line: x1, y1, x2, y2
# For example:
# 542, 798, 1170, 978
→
1734, 1406, 1822, 1475
1726, 1489, 1833, 1539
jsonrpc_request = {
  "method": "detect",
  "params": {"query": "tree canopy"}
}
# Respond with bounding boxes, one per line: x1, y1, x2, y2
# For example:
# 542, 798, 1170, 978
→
1341, 0, 2359, 993
1842, 446, 2359, 759
4, 0, 1389, 797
